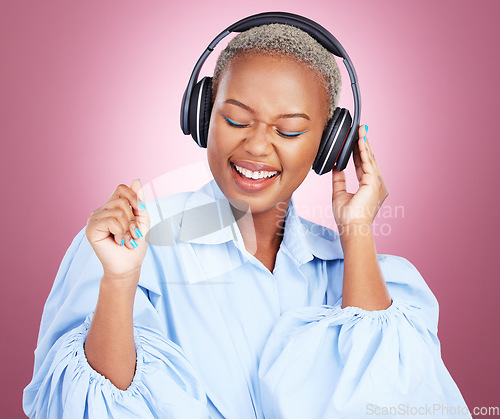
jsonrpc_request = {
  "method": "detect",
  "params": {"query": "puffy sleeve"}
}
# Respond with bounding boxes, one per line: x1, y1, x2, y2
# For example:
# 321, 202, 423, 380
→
258, 255, 471, 419
23, 227, 210, 418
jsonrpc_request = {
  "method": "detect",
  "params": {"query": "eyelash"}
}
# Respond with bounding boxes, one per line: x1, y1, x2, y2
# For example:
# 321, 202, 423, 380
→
220, 113, 307, 138
221, 114, 250, 129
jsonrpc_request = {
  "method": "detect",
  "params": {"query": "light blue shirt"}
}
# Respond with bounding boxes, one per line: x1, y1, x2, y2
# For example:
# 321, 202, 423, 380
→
23, 179, 470, 418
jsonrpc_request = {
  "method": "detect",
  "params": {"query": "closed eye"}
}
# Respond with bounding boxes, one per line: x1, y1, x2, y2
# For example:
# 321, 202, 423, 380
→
276, 129, 308, 138
221, 113, 249, 128
221, 112, 307, 138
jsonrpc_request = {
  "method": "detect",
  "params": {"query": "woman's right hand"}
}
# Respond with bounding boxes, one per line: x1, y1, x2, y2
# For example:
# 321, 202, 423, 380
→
85, 179, 150, 284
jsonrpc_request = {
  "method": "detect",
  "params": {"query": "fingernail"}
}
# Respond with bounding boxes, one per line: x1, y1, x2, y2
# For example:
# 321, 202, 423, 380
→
135, 227, 143, 238
364, 136, 367, 142
130, 238, 138, 248
120, 238, 124, 246
365, 124, 369, 132
138, 202, 147, 210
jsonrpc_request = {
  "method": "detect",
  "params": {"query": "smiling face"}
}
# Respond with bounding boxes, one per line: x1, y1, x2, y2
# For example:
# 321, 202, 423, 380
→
207, 52, 329, 215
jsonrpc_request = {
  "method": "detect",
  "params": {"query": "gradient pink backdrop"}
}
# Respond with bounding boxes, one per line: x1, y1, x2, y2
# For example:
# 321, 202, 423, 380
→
1, 0, 498, 417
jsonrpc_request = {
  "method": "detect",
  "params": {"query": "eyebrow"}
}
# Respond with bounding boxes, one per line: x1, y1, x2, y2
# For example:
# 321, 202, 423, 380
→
224, 99, 310, 121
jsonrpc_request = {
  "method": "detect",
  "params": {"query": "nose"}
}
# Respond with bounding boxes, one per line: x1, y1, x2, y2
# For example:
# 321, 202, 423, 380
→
242, 122, 274, 157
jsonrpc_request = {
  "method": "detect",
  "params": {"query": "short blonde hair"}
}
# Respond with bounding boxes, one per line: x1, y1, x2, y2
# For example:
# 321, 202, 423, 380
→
212, 23, 342, 120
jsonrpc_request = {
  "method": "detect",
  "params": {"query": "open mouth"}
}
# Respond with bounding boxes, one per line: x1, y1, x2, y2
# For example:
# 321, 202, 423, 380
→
231, 162, 279, 181
230, 162, 281, 191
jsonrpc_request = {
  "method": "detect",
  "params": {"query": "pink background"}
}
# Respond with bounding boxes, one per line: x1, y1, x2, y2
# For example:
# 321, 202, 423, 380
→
1, 0, 498, 416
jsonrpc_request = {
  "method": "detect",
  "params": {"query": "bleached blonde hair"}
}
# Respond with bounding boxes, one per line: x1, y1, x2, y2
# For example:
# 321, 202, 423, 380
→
212, 23, 342, 120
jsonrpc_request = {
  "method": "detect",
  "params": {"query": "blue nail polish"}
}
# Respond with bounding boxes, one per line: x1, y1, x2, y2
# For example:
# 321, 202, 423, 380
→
138, 202, 147, 210
120, 238, 124, 246
364, 136, 367, 142
130, 238, 138, 248
365, 124, 369, 132
135, 227, 143, 238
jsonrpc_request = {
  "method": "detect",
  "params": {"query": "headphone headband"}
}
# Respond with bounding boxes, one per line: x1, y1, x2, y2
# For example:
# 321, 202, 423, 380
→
180, 11, 361, 173
227, 12, 344, 56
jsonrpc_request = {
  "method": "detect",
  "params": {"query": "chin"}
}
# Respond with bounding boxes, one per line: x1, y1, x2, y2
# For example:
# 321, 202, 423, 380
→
209, 157, 298, 216
226, 187, 291, 218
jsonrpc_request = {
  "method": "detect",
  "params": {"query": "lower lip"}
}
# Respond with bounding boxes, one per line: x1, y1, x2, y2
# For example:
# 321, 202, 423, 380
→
230, 163, 280, 192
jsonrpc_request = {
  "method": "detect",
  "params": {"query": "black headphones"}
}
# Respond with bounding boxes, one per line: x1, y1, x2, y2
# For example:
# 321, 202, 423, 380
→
180, 11, 361, 174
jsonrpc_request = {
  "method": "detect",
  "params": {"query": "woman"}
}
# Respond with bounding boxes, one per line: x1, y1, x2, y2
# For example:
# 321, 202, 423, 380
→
23, 18, 469, 418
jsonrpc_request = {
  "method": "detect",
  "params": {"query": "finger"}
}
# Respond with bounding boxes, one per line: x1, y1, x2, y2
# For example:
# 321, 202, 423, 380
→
363, 136, 389, 201
93, 207, 133, 241
129, 179, 146, 214
352, 138, 364, 183
123, 230, 138, 250
101, 220, 136, 250
364, 137, 387, 196
131, 178, 145, 202
332, 168, 347, 199
358, 125, 389, 200
358, 136, 377, 177
357, 124, 376, 173
358, 124, 378, 173
103, 196, 135, 222
365, 138, 375, 162
363, 136, 381, 176
130, 178, 150, 234
358, 124, 368, 141
100, 198, 140, 240
92, 216, 128, 246
107, 181, 147, 240
108, 183, 143, 214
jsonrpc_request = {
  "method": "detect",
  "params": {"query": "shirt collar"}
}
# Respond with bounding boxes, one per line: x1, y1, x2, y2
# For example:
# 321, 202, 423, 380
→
178, 179, 343, 263
281, 194, 344, 264
178, 179, 243, 245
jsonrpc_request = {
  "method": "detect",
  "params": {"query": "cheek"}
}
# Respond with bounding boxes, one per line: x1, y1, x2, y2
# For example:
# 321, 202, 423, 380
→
207, 122, 233, 173
283, 138, 321, 171
207, 122, 223, 157
206, 130, 219, 175
306, 131, 324, 162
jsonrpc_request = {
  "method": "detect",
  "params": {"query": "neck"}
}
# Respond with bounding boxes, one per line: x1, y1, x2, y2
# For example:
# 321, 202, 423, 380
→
231, 199, 290, 271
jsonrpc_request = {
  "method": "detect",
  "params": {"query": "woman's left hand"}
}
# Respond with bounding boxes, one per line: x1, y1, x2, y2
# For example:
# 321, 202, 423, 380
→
331, 124, 389, 229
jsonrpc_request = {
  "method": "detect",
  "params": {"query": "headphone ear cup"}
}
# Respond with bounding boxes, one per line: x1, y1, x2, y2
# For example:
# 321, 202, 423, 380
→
313, 108, 352, 174
188, 76, 213, 148
313, 107, 340, 173
334, 113, 357, 171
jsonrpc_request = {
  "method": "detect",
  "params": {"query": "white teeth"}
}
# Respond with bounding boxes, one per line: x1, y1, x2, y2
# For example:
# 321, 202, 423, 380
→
233, 164, 278, 180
